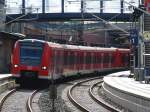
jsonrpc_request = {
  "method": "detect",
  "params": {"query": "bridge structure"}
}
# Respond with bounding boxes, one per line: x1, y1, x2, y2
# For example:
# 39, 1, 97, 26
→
5, 0, 139, 23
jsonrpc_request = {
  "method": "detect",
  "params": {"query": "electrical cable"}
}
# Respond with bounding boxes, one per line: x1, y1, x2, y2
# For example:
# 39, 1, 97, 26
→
89, 12, 129, 34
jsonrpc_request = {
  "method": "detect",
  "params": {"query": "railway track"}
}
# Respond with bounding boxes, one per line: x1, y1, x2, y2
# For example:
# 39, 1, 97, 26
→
89, 81, 120, 112
0, 88, 41, 112
26, 90, 39, 112
68, 77, 120, 112
0, 89, 16, 111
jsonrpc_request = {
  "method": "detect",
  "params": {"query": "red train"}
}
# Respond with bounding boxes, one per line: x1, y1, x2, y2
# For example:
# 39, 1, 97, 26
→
11, 39, 130, 80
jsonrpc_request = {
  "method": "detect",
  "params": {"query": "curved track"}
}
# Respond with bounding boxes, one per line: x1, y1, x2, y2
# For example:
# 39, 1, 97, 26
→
68, 77, 119, 112
0, 89, 16, 111
0, 89, 40, 112
89, 81, 120, 112
26, 90, 39, 112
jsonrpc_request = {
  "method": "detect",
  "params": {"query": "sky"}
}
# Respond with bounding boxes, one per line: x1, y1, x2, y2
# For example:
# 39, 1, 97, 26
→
5, 0, 139, 14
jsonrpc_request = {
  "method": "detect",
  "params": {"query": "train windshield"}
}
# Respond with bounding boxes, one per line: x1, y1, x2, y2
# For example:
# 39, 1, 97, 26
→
20, 42, 44, 66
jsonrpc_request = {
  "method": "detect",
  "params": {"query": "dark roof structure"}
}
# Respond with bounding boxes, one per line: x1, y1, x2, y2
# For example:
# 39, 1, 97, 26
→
0, 31, 25, 40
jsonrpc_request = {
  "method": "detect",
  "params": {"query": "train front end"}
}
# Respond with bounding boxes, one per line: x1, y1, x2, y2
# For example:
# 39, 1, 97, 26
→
11, 39, 50, 80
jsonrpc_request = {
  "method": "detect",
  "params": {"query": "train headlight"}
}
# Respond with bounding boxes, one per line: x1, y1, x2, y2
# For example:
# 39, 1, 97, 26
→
14, 64, 18, 68
42, 66, 47, 70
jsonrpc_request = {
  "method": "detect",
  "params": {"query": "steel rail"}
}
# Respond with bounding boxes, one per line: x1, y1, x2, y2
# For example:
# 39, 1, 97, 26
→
89, 81, 120, 112
67, 77, 103, 112
26, 90, 38, 112
0, 89, 16, 111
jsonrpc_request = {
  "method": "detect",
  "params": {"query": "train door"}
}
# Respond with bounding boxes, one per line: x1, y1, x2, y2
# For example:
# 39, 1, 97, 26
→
80, 51, 84, 71
114, 49, 121, 67
63, 50, 69, 75
70, 50, 75, 71
85, 52, 91, 70
120, 52, 125, 67
67, 51, 71, 73
53, 49, 63, 79
59, 50, 64, 75
121, 52, 129, 67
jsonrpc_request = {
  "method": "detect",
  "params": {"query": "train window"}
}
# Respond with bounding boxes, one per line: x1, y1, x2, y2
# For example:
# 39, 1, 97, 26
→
76, 53, 79, 64
64, 51, 68, 65
109, 53, 113, 66
20, 45, 43, 66
54, 51, 58, 64
110, 55, 114, 63
122, 54, 127, 63
77, 53, 83, 64
70, 51, 75, 65
103, 53, 109, 63
93, 53, 96, 64
82, 54, 84, 64
79, 54, 83, 64
68, 52, 71, 65
96, 53, 101, 63
85, 52, 88, 64
54, 51, 57, 65
77, 53, 81, 65
83, 52, 86, 64
86, 52, 91, 64
96, 53, 98, 64
91, 53, 94, 64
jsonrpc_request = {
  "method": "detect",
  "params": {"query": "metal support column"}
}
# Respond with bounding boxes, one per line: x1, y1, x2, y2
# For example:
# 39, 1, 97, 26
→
100, 1, 103, 13
62, 0, 64, 13
22, 0, 25, 14
136, 0, 144, 81
42, 0, 45, 13
139, 0, 144, 81
49, 54, 57, 112
121, 0, 124, 13
81, 0, 84, 16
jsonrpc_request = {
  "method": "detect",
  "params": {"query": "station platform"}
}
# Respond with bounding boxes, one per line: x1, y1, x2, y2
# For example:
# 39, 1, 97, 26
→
102, 71, 150, 112
0, 74, 12, 80
0, 74, 14, 95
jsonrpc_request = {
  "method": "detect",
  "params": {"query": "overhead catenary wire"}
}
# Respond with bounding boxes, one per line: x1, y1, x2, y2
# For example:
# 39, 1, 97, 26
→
0, 8, 39, 28
2, 0, 148, 34
88, 0, 150, 34
0, 14, 27, 28
89, 12, 129, 34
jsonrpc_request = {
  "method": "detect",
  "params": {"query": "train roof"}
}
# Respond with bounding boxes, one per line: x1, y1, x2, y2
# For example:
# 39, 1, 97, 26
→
118, 48, 130, 52
47, 41, 122, 52
19, 39, 129, 52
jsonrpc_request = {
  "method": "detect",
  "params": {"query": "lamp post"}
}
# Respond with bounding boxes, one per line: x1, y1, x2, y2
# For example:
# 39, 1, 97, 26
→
49, 56, 57, 112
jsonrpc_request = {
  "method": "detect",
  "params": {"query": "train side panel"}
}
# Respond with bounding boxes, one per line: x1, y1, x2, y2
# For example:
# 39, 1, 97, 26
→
52, 48, 65, 79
